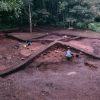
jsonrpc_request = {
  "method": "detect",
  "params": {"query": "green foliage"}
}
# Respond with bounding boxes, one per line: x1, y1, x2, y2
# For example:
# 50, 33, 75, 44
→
96, 23, 100, 27
56, 22, 64, 26
75, 22, 88, 29
0, 1, 12, 11
69, 2, 96, 22
82, 23, 88, 28
37, 9, 50, 16
76, 22, 83, 28
88, 23, 100, 33
0, 0, 22, 13
66, 17, 77, 27
88, 23, 96, 31
0, 0, 100, 30
95, 28, 100, 33
0, 0, 22, 30
49, 23, 55, 27
58, 1, 68, 14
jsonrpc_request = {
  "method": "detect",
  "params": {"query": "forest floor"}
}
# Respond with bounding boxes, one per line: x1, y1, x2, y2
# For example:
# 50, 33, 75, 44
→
0, 27, 100, 100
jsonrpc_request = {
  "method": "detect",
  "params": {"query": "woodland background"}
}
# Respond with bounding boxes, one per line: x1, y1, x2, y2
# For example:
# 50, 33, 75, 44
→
1, 0, 100, 32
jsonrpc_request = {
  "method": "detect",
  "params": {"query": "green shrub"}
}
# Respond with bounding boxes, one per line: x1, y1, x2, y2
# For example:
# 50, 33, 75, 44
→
88, 23, 96, 31
50, 23, 55, 26
97, 23, 100, 27
94, 23, 100, 27
65, 22, 68, 26
75, 22, 83, 28
56, 22, 64, 26
95, 28, 100, 33
82, 23, 88, 28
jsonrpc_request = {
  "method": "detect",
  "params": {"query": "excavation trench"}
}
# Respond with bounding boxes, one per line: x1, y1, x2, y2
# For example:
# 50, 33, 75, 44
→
1, 42, 100, 100
1, 42, 99, 77
1, 28, 100, 100
0, 34, 100, 76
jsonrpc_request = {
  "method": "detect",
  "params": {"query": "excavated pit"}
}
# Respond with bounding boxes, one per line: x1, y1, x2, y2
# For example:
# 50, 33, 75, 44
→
27, 44, 99, 72
1, 26, 100, 100
1, 43, 100, 100
0, 35, 50, 71
1, 33, 100, 100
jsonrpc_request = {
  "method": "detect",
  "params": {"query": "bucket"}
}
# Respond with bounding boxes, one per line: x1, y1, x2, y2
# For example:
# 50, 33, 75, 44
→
24, 45, 26, 47
76, 53, 79, 57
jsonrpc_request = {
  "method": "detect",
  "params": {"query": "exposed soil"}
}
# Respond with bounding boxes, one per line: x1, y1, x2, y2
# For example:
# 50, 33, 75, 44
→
0, 35, 49, 71
68, 40, 94, 53
39, 34, 62, 39
0, 35, 24, 70
3, 44, 100, 100
61, 37, 100, 56
0, 27, 100, 100
84, 62, 98, 70
76, 38, 100, 56
20, 41, 49, 57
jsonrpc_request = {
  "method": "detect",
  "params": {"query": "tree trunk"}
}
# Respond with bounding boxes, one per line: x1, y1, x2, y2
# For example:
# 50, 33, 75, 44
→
56, 4, 58, 26
69, 22, 70, 28
63, 13, 65, 29
3, 24, 5, 32
29, 0, 32, 33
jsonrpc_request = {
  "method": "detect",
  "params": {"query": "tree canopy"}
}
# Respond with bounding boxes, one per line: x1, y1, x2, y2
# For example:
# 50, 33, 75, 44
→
0, 0, 100, 31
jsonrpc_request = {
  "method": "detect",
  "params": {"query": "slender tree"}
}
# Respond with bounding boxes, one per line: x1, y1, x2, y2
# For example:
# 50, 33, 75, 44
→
58, 0, 68, 29
21, 0, 33, 33
29, 0, 32, 33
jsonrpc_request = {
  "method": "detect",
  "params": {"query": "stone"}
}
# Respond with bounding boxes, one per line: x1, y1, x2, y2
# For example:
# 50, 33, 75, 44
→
55, 50, 58, 53
0, 64, 7, 71
67, 72, 76, 75
80, 52, 83, 55
6, 55, 12, 60
48, 51, 51, 53
20, 49, 32, 57
21, 58, 25, 60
